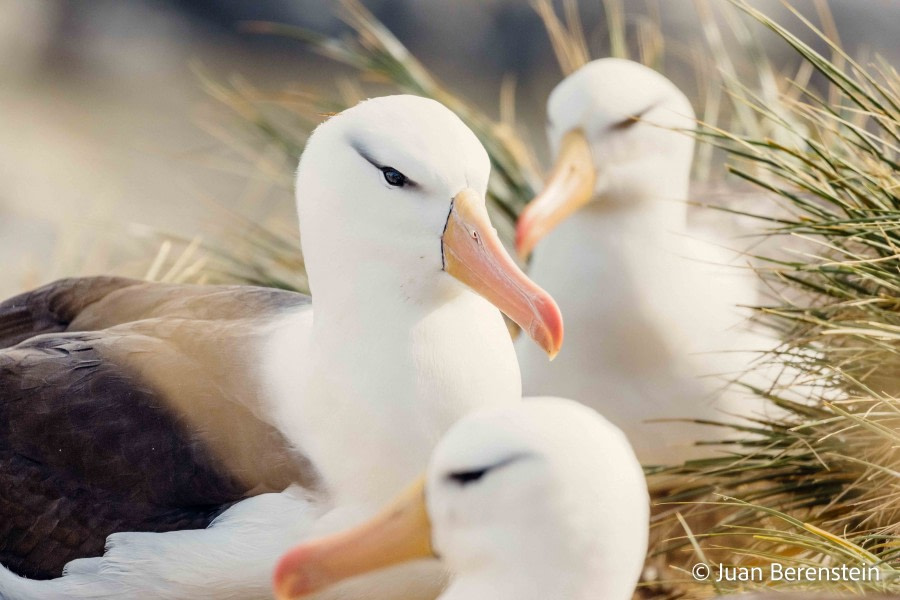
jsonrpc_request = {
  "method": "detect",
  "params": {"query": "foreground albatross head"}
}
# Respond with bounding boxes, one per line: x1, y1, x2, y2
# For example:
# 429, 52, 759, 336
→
297, 95, 562, 356
516, 58, 697, 258
273, 398, 649, 600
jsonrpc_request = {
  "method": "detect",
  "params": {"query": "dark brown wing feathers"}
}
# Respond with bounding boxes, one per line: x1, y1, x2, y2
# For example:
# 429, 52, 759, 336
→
0, 277, 142, 349
0, 277, 315, 579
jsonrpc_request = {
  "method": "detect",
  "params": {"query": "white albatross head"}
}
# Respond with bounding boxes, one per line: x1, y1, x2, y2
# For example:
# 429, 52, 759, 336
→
273, 398, 650, 600
297, 94, 562, 356
516, 58, 697, 258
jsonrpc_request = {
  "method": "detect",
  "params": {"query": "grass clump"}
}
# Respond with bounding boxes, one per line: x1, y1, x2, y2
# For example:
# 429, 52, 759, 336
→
643, 2, 900, 596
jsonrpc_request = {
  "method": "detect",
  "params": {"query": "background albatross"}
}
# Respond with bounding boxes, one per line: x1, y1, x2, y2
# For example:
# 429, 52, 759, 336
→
0, 94, 562, 599
515, 58, 771, 464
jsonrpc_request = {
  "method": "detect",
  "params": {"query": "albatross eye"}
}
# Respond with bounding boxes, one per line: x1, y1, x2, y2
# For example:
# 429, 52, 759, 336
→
381, 167, 408, 187
611, 102, 659, 131
447, 467, 489, 486
444, 454, 530, 487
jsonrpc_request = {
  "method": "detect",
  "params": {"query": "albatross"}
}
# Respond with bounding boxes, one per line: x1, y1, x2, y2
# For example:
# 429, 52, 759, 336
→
515, 58, 770, 464
273, 397, 649, 600
0, 94, 562, 598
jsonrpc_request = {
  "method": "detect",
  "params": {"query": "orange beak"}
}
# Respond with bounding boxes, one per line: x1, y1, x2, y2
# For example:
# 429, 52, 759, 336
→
273, 478, 433, 600
515, 129, 596, 260
443, 188, 563, 359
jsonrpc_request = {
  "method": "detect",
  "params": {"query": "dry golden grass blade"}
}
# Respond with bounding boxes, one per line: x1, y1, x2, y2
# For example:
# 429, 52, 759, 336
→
531, 0, 591, 75
602, 0, 628, 59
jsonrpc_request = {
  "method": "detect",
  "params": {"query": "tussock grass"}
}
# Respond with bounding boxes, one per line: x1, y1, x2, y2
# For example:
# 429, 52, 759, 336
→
637, 1, 900, 596
242, 0, 542, 231
145, 0, 548, 291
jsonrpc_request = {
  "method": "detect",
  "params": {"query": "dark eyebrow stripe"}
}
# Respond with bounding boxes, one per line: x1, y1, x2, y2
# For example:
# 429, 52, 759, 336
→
350, 139, 383, 169
349, 138, 419, 187
445, 451, 535, 484
610, 99, 662, 130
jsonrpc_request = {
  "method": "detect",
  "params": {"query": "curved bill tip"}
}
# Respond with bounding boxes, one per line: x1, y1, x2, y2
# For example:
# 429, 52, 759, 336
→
514, 215, 537, 262
443, 188, 564, 358
273, 478, 432, 600
273, 546, 320, 600
530, 296, 564, 360
515, 128, 596, 261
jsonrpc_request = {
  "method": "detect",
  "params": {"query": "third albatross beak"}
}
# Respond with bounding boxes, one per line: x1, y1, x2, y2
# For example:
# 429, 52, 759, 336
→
443, 188, 563, 359
273, 478, 432, 600
515, 129, 596, 260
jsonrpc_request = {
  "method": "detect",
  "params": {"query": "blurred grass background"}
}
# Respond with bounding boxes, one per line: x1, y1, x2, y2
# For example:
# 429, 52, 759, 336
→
2, 0, 899, 298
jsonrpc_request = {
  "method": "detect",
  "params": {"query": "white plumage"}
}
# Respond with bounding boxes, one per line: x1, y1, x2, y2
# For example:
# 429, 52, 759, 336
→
0, 95, 562, 599
274, 398, 649, 600
516, 59, 776, 464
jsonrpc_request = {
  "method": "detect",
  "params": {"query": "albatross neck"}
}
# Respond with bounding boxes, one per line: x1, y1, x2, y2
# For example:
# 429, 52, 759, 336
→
308, 258, 472, 334
275, 259, 522, 506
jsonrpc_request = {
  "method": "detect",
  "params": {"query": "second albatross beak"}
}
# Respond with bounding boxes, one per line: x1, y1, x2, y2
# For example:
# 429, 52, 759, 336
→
443, 188, 563, 358
273, 478, 433, 600
515, 129, 596, 260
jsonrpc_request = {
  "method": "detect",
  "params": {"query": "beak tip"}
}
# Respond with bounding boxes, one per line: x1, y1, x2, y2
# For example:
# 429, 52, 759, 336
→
537, 300, 564, 360
514, 220, 535, 261
272, 547, 317, 600
547, 341, 561, 360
